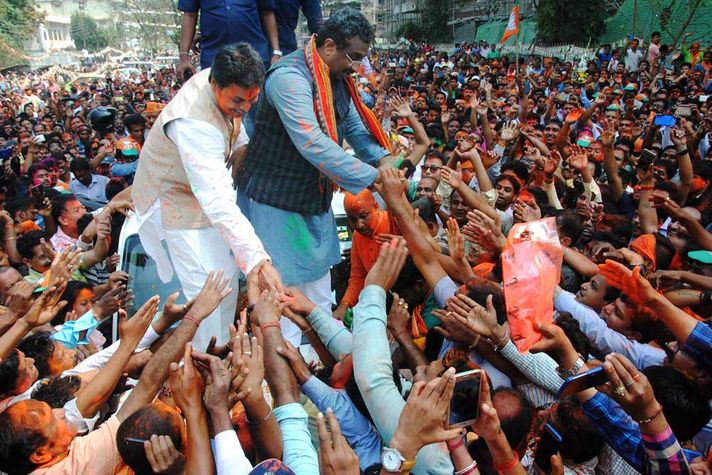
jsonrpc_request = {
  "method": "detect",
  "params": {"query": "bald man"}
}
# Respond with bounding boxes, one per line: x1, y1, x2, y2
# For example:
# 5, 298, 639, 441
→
333, 189, 400, 319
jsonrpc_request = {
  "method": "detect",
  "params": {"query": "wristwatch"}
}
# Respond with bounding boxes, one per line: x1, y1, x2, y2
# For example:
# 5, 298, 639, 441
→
556, 354, 585, 379
272, 49, 283, 57
381, 447, 417, 473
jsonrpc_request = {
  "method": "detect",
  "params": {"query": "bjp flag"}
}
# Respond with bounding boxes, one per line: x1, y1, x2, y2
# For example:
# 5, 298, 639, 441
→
500, 6, 519, 44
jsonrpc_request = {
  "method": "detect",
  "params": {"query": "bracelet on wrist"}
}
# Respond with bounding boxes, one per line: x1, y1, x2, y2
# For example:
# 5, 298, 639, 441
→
260, 321, 280, 331
677, 149, 688, 155
700, 290, 712, 306
455, 460, 478, 475
634, 404, 663, 424
492, 450, 519, 473
246, 406, 273, 426
184, 314, 200, 327
446, 437, 465, 452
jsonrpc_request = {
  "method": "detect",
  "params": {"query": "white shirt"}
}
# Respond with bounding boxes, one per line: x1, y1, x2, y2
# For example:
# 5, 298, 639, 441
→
211, 429, 253, 475
137, 118, 269, 277
625, 48, 644, 71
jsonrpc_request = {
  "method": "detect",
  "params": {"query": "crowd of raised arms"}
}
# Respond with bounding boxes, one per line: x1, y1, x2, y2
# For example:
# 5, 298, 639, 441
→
0, 14, 711, 475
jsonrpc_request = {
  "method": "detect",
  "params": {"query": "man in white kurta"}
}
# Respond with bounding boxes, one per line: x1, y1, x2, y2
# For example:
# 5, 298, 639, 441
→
132, 44, 282, 349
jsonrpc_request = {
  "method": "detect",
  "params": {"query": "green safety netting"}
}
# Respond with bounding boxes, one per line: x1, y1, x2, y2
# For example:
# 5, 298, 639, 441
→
600, 0, 712, 45
474, 20, 537, 45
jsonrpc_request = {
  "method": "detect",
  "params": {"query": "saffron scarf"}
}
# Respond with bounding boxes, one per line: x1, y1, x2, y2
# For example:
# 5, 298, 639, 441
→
304, 35, 392, 157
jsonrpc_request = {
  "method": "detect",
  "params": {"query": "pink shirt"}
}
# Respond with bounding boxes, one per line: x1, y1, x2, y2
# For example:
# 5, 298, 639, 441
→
50, 227, 78, 253
30, 416, 122, 475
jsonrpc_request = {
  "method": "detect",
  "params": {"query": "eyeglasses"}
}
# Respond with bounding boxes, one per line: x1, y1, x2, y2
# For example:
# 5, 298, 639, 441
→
421, 165, 442, 171
343, 50, 364, 67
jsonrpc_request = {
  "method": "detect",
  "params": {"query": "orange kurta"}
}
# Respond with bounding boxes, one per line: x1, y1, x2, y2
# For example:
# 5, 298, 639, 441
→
341, 210, 399, 307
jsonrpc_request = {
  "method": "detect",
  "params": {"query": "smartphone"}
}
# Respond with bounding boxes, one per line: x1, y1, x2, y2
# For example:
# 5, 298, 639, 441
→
447, 369, 483, 428
675, 104, 692, 117
556, 365, 608, 398
637, 148, 657, 171
533, 423, 563, 474
34, 134, 46, 144
654, 115, 676, 127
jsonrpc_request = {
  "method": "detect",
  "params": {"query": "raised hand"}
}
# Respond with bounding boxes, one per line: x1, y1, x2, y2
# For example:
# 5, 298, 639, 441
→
188, 270, 232, 321
598, 353, 661, 422
45, 248, 82, 288
143, 435, 185, 475
513, 198, 541, 223
229, 326, 264, 403
441, 163, 463, 189
565, 108, 584, 124
446, 293, 500, 340
470, 374, 500, 441
22, 282, 68, 327
386, 292, 411, 338
599, 119, 616, 147
567, 144, 589, 171
191, 349, 232, 413
446, 218, 466, 262
5, 279, 38, 317
275, 340, 313, 385
363, 237, 408, 291
390, 368, 462, 454
649, 191, 687, 221
388, 95, 414, 118
118, 296, 159, 348
168, 343, 205, 415
598, 259, 658, 306
317, 409, 360, 475
499, 121, 519, 143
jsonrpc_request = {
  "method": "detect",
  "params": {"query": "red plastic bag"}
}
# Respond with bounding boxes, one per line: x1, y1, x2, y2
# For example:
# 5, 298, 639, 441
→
501, 217, 563, 352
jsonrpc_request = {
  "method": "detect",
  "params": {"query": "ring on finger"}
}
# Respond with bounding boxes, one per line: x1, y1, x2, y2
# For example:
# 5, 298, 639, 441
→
243, 351, 252, 356
632, 373, 641, 381
624, 380, 635, 387
613, 386, 626, 397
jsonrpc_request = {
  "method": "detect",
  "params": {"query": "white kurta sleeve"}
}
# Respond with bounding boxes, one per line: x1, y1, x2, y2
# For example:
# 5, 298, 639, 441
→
165, 118, 270, 274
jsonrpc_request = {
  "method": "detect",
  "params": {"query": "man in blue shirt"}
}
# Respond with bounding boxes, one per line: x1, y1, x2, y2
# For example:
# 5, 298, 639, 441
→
176, 0, 281, 75
274, 0, 323, 55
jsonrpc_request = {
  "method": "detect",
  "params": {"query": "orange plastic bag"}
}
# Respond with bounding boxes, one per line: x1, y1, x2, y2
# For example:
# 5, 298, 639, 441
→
501, 217, 563, 352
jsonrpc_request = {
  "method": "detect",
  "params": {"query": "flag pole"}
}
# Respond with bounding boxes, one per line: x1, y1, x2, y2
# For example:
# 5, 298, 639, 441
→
515, 30, 520, 77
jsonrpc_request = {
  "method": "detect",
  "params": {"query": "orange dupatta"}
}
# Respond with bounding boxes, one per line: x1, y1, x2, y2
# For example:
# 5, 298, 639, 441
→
303, 35, 392, 162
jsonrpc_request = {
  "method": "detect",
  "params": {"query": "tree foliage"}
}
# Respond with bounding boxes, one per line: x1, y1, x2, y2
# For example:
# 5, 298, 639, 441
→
0, 0, 43, 66
536, 0, 606, 45
70, 11, 108, 51
396, 0, 452, 43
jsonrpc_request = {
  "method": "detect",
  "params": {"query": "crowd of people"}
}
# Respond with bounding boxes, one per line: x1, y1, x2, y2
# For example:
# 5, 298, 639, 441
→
0, 5, 711, 475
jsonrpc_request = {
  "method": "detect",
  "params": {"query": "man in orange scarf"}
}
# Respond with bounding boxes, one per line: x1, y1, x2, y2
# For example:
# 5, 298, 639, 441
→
238, 8, 395, 345
333, 189, 399, 319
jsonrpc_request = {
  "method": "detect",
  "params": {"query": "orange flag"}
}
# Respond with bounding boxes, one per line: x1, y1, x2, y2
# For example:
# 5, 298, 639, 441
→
500, 6, 520, 44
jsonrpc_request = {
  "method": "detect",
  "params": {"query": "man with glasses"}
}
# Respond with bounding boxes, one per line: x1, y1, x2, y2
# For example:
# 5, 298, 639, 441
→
238, 8, 395, 345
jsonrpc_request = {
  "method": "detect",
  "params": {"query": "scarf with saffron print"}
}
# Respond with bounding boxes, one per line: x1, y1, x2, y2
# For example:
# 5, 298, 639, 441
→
303, 35, 392, 160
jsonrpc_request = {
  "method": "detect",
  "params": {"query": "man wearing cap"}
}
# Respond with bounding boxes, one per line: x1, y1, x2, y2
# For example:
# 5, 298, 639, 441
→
111, 137, 140, 180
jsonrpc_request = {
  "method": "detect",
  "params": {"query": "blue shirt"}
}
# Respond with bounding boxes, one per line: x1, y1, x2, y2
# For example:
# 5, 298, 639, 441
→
301, 376, 382, 470
274, 0, 322, 54
178, 0, 276, 68
682, 321, 712, 373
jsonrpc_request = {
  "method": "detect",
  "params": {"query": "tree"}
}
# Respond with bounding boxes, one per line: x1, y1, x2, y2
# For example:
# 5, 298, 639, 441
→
70, 11, 108, 51
536, 0, 606, 45
0, 0, 43, 66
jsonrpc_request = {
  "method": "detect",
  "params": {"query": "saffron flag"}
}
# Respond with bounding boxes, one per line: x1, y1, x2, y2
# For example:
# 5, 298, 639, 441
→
500, 6, 520, 44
